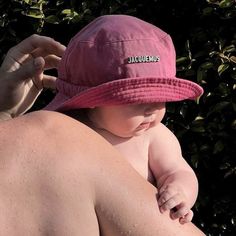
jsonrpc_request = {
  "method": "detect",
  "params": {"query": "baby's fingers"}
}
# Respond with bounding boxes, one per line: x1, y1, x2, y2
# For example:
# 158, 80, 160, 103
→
159, 198, 178, 213
158, 193, 182, 213
179, 210, 194, 224
158, 187, 174, 205
170, 204, 191, 220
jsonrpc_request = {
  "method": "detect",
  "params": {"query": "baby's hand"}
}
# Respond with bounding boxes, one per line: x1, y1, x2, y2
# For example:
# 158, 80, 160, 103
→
157, 183, 193, 224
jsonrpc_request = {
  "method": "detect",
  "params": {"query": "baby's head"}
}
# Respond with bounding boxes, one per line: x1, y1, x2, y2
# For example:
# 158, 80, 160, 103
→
87, 102, 166, 137
45, 14, 203, 132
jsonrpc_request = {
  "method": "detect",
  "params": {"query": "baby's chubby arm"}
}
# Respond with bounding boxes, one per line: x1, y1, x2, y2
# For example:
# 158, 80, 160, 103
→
148, 123, 198, 224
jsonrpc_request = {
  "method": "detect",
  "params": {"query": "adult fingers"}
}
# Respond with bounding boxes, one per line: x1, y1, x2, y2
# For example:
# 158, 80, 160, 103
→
31, 58, 58, 90
31, 44, 65, 59
15, 53, 62, 71
18, 34, 65, 56
44, 55, 61, 70
13, 56, 58, 90
42, 75, 57, 90
7, 34, 66, 65
12, 57, 45, 86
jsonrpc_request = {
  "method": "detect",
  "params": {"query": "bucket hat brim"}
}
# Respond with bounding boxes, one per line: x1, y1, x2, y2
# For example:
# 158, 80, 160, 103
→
44, 76, 203, 111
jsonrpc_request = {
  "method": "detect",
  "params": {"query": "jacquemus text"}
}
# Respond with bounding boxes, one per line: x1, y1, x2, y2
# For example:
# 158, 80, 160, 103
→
127, 55, 160, 64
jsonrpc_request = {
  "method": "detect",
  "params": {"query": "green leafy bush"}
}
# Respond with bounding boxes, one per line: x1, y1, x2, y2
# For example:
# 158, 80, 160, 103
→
0, 0, 235, 235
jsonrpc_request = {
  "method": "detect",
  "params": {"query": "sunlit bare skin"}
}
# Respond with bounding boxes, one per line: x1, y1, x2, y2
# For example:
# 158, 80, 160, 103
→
0, 111, 205, 235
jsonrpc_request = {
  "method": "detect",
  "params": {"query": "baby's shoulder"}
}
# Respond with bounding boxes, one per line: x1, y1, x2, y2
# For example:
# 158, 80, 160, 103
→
148, 122, 172, 137
148, 123, 179, 145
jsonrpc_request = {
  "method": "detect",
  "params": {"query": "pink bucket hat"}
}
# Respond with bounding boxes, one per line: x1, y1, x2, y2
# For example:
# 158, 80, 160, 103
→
45, 15, 203, 111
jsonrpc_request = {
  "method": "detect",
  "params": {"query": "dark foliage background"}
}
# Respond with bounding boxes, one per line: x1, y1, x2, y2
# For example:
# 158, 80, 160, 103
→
0, 0, 235, 235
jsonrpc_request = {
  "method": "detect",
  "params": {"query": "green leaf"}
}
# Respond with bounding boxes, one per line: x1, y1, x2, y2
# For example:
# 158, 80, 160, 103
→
231, 217, 236, 226
191, 126, 206, 133
197, 68, 207, 83
217, 82, 231, 97
231, 119, 236, 130
206, 0, 219, 3
219, 0, 234, 8
223, 44, 236, 53
200, 144, 210, 153
61, 9, 72, 15
191, 120, 206, 133
209, 51, 218, 57
230, 70, 236, 79
56, 0, 64, 6
201, 62, 214, 70
224, 167, 236, 178
203, 7, 213, 15
190, 154, 199, 168
38, 0, 46, 5
176, 57, 188, 65
230, 56, 236, 63
219, 162, 230, 170
213, 140, 224, 154
23, 10, 44, 19
71, 15, 82, 23
208, 101, 231, 115
23, 0, 30, 4
218, 63, 230, 75
45, 15, 59, 24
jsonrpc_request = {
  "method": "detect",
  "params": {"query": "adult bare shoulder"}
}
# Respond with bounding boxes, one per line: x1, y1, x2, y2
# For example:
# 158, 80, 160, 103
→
0, 111, 205, 236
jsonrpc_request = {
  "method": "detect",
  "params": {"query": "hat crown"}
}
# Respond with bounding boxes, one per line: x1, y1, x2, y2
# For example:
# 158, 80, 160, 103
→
45, 15, 203, 111
76, 15, 167, 43
58, 15, 176, 91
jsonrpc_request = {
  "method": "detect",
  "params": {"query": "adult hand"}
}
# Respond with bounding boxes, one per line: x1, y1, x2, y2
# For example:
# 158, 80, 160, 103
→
0, 34, 66, 120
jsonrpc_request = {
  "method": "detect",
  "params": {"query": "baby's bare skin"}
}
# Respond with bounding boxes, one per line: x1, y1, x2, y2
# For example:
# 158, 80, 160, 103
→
0, 111, 205, 235
88, 102, 198, 224
94, 126, 155, 183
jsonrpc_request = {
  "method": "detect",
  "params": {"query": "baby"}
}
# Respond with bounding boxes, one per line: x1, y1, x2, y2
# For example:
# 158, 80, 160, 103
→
45, 15, 203, 224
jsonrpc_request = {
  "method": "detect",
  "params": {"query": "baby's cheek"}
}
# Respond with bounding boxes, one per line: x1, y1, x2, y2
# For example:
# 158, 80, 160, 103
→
127, 118, 143, 128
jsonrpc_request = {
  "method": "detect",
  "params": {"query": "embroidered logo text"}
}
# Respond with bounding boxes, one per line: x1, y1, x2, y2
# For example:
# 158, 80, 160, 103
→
127, 55, 160, 64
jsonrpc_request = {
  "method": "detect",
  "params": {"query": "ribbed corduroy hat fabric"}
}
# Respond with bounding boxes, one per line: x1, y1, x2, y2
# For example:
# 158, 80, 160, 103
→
45, 15, 203, 111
